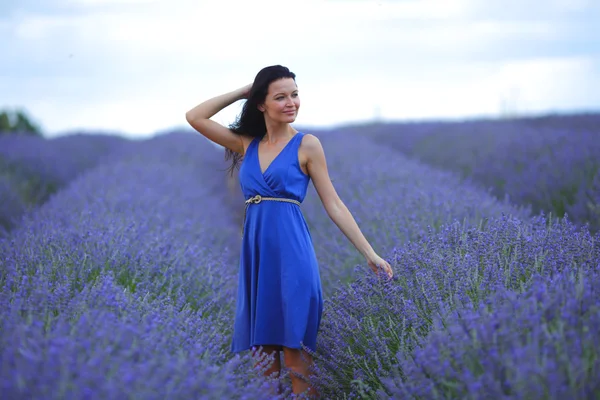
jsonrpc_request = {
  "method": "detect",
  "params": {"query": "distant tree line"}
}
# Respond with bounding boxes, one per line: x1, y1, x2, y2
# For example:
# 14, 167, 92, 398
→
0, 109, 42, 136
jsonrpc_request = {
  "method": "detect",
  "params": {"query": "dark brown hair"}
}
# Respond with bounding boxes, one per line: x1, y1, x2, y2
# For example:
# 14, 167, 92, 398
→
225, 65, 296, 175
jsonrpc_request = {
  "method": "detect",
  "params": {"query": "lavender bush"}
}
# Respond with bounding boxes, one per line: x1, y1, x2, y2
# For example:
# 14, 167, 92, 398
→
519, 112, 600, 132
0, 132, 128, 231
568, 171, 600, 230
381, 269, 600, 399
2, 122, 598, 399
352, 118, 600, 233
310, 213, 600, 398
0, 132, 283, 399
301, 131, 529, 295
0, 273, 275, 399
0, 132, 128, 188
0, 177, 25, 234
2, 131, 239, 316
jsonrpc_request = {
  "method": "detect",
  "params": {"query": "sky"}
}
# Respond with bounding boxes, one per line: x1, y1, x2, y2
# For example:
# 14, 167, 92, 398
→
1, 0, 599, 138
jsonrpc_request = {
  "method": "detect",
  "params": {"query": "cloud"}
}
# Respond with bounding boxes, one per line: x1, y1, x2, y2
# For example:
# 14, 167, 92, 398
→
463, 0, 599, 19
485, 56, 597, 112
1, 0, 598, 136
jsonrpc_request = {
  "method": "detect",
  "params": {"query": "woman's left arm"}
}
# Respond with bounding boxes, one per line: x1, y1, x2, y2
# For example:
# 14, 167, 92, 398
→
302, 134, 393, 278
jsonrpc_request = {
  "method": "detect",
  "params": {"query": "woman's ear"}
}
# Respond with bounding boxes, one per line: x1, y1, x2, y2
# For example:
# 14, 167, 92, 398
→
257, 104, 265, 112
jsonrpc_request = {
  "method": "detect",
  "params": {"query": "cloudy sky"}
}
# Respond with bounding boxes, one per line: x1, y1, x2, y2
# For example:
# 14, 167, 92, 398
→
1, 0, 599, 138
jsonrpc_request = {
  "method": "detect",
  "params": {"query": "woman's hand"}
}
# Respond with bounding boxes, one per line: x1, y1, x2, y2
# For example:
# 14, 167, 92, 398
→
239, 83, 252, 100
366, 253, 394, 279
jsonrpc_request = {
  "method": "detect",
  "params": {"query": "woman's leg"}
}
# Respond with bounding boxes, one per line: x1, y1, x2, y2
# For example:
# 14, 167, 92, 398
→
282, 346, 319, 398
252, 345, 283, 394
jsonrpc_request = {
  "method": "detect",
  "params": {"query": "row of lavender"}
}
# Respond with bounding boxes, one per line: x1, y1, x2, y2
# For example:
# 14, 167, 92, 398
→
301, 132, 529, 296
314, 214, 599, 399
345, 114, 600, 234
300, 131, 600, 398
1, 128, 599, 398
0, 133, 128, 234
0, 132, 278, 398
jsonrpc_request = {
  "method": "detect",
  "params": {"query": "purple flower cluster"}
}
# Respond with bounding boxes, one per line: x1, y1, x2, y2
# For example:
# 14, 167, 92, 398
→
301, 131, 529, 295
0, 131, 279, 399
2, 123, 598, 399
519, 112, 600, 132
349, 117, 600, 232
1, 273, 275, 399
0, 177, 26, 234
381, 268, 600, 399
0, 133, 128, 189
0, 133, 128, 232
310, 213, 600, 398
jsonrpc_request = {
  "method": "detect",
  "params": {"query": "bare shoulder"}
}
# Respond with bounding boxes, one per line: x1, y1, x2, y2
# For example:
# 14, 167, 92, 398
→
300, 133, 324, 155
298, 133, 329, 177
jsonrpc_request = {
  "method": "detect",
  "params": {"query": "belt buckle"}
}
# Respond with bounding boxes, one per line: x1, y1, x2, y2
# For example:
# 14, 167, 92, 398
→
251, 195, 262, 204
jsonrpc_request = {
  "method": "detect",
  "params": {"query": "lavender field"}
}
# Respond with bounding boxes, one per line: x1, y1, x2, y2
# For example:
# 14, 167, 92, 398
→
349, 113, 600, 234
0, 133, 129, 234
1, 115, 599, 399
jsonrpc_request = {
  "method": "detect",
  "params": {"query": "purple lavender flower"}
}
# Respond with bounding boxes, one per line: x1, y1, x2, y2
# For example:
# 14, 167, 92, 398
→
0, 132, 127, 231
0, 131, 281, 399
0, 177, 26, 234
380, 269, 600, 399
2, 123, 598, 399
310, 213, 599, 398
301, 131, 529, 296
350, 118, 600, 232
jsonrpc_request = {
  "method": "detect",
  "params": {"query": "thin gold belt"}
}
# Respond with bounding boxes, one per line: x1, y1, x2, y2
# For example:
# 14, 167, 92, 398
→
241, 194, 301, 237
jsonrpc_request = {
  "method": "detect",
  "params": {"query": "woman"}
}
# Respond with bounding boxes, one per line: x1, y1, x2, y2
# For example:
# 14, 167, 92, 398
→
185, 65, 393, 398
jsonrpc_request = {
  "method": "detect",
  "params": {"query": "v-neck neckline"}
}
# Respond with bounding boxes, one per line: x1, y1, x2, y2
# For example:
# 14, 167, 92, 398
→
255, 133, 299, 176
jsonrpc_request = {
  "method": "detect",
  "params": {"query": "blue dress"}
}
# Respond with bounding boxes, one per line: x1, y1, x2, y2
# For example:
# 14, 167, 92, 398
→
231, 132, 324, 354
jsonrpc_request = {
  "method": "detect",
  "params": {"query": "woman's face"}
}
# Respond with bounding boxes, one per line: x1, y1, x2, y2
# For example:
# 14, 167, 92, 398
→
259, 78, 300, 124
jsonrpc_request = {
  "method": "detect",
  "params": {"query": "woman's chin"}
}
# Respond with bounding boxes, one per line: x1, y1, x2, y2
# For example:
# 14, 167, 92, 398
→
270, 113, 297, 124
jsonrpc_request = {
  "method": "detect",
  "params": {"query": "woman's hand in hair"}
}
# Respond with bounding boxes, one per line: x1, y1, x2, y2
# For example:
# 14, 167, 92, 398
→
239, 83, 252, 100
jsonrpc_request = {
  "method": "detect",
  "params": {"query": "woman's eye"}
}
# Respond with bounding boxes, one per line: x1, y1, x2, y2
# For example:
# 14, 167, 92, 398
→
275, 94, 298, 100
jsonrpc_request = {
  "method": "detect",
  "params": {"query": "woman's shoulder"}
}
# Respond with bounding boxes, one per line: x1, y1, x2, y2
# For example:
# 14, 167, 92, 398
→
297, 132, 321, 148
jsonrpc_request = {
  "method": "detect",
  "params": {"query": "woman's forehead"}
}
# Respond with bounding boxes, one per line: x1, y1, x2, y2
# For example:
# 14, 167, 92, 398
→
268, 78, 297, 94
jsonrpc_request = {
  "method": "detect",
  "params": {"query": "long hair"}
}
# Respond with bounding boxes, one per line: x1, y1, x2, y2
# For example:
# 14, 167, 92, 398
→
225, 65, 296, 176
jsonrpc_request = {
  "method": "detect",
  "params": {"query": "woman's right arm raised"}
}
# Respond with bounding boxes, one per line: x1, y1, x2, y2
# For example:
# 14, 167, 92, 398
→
185, 84, 251, 155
